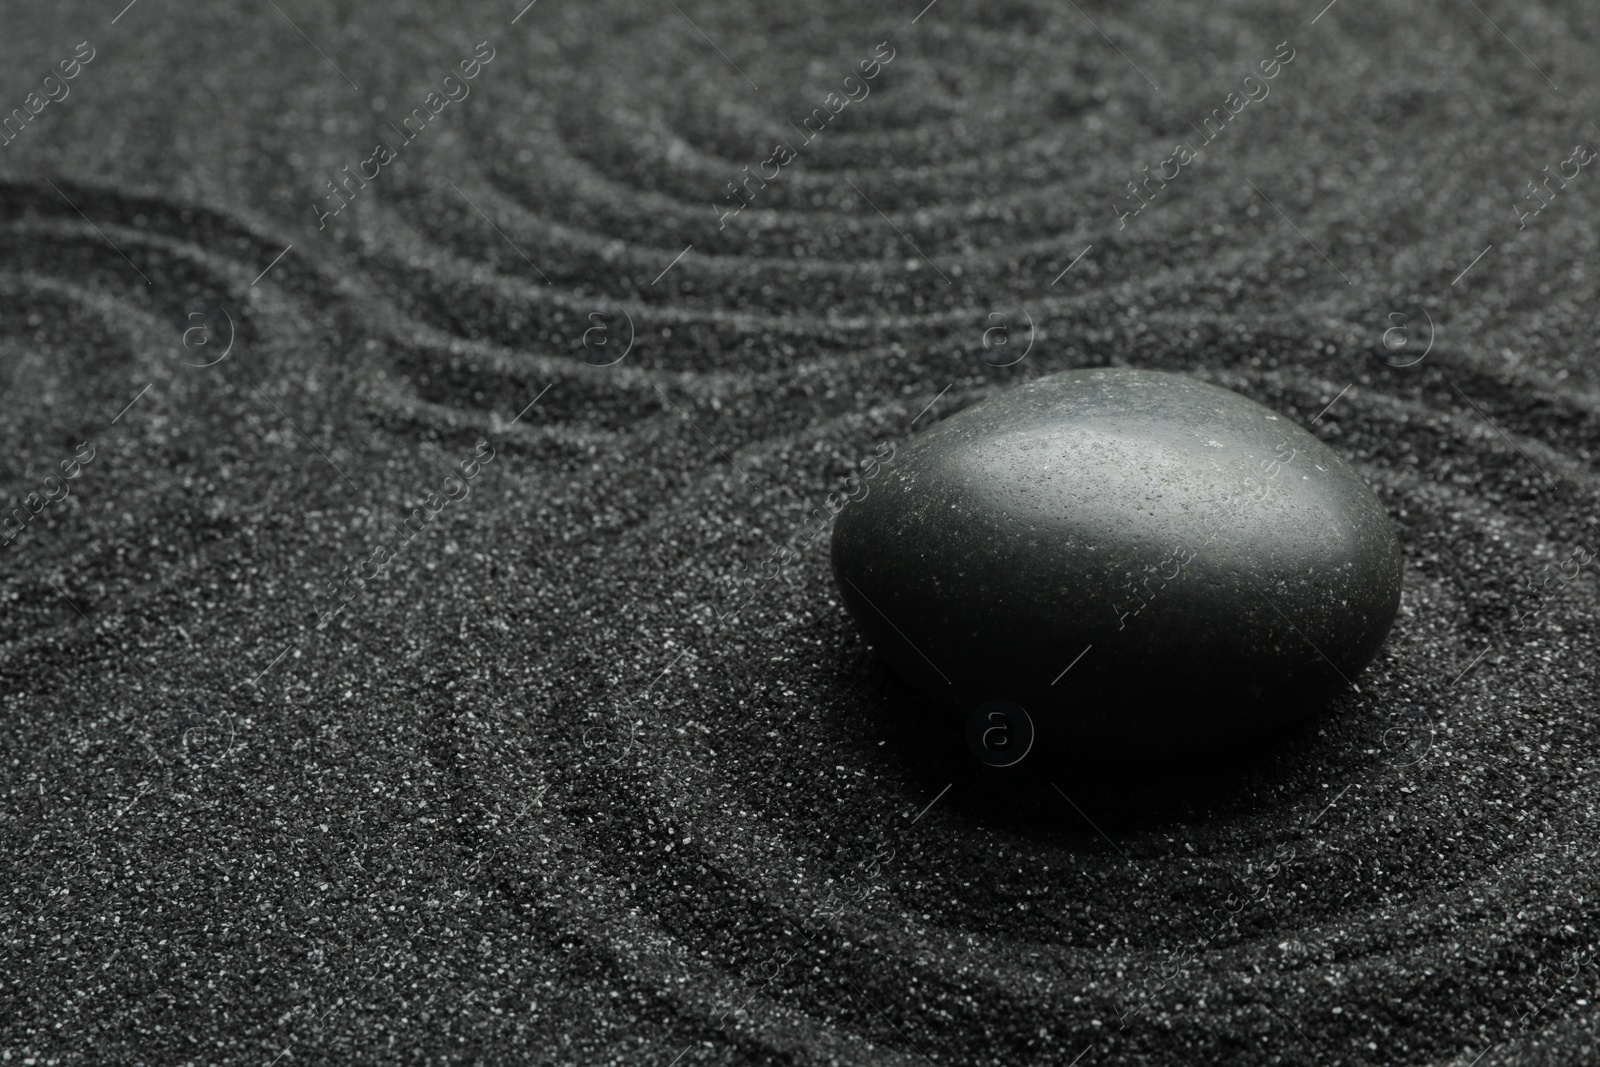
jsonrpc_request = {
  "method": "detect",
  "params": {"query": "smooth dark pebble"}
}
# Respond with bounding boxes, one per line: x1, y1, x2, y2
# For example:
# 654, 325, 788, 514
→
831, 367, 1403, 762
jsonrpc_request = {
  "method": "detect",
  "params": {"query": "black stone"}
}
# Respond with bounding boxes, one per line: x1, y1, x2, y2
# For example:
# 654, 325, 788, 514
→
831, 368, 1403, 762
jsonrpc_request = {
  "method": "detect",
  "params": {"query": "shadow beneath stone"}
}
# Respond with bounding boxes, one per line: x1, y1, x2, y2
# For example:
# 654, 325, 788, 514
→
864, 652, 1397, 840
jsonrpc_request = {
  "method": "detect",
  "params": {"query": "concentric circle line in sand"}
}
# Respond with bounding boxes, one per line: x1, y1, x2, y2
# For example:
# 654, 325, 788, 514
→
1449, 645, 1492, 687
663, 0, 761, 92
1259, 994, 1331, 1062
250, 383, 362, 493
438, 566, 535, 670
109, 383, 152, 425
1305, 783, 1354, 828
1050, 244, 1094, 285
109, 780, 153, 825
843, 178, 952, 285
46, 578, 148, 681
263, 0, 360, 89
1052, 783, 1143, 880
910, 383, 952, 425
250, 243, 293, 286
247, 643, 294, 688
443, 177, 552, 284
1244, 178, 1352, 286
1310, 0, 1341, 24
1461, 0, 1562, 93
842, 976, 939, 1067
1451, 243, 1495, 285
652, 384, 753, 483
1310, 383, 1352, 424
509, 382, 555, 425
651, 243, 693, 286
42, 178, 151, 286
639, 645, 694, 699
1048, 785, 1217, 949
1445, 374, 1557, 488
1062, 0, 1160, 91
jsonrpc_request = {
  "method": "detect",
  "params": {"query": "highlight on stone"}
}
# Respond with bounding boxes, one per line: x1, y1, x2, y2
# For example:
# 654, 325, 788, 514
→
831, 368, 1403, 762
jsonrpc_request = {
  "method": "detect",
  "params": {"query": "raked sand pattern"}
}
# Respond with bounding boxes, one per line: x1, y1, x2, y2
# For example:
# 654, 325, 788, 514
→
5, 0, 1600, 1063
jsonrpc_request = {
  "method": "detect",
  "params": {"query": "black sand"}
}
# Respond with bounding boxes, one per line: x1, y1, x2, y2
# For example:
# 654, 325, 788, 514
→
4, 1, 1600, 1064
